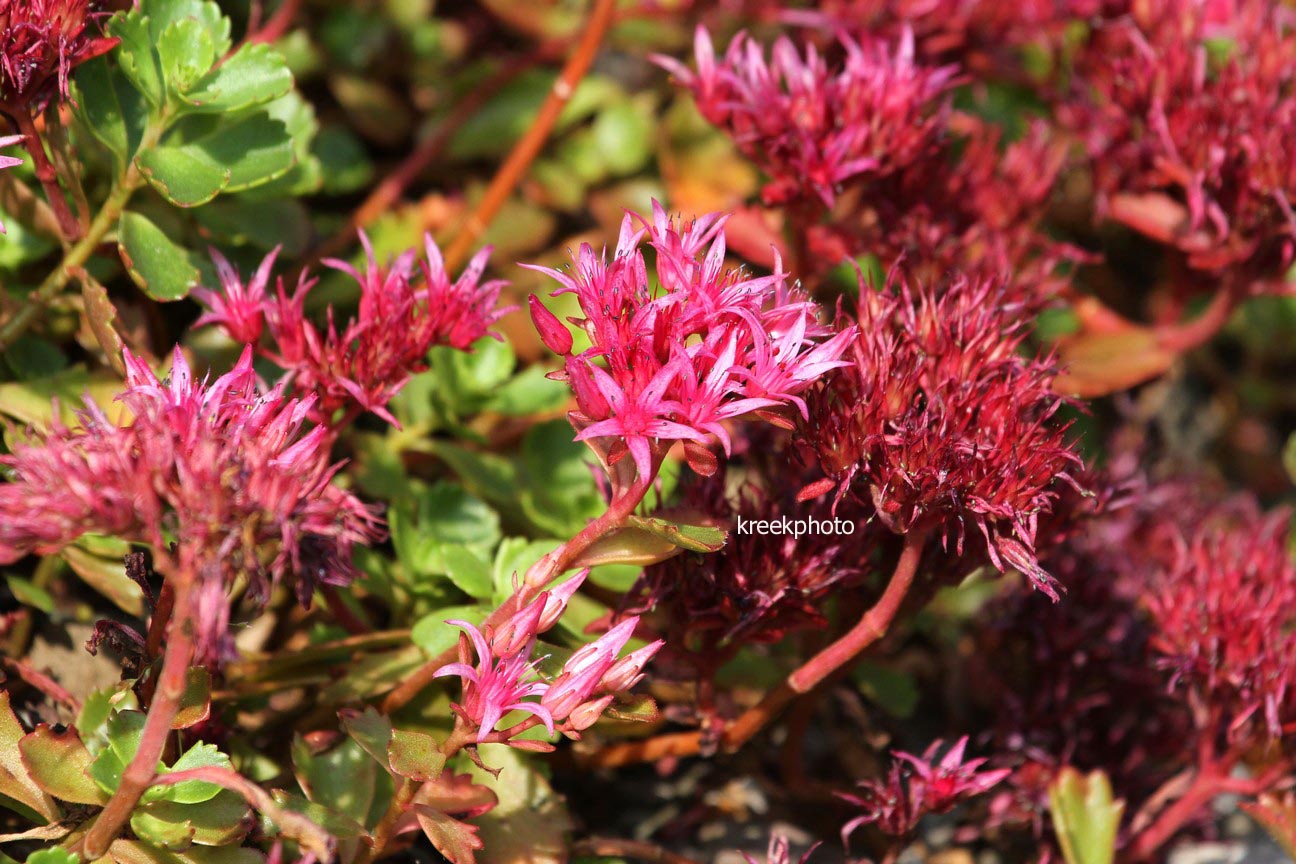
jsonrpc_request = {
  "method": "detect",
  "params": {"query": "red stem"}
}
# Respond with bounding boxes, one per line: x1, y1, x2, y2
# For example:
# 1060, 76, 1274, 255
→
441, 0, 617, 271
585, 530, 928, 767
81, 580, 195, 859
246, 0, 301, 45
5, 109, 83, 242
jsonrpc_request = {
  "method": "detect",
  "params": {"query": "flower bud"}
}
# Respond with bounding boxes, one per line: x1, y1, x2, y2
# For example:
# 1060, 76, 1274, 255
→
599, 639, 664, 694
529, 294, 573, 355
538, 569, 589, 632
566, 694, 616, 732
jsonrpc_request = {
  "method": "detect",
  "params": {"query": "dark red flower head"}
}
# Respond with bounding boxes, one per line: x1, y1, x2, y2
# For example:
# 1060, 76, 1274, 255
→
0, 0, 117, 109
656, 26, 958, 208
1066, 0, 1296, 286
1146, 499, 1296, 741
839, 737, 1010, 842
801, 268, 1083, 598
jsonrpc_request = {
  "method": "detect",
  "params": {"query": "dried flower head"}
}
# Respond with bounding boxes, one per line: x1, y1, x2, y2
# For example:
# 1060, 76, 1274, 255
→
0, 0, 117, 109
657, 26, 957, 208
1146, 499, 1296, 741
524, 202, 852, 483
801, 269, 1083, 598
193, 233, 511, 426
839, 737, 1010, 842
1066, 0, 1296, 285
0, 346, 382, 661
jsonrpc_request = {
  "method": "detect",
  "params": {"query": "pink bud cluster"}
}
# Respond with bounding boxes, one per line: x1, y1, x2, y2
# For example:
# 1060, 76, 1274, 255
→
0, 0, 117, 108
801, 269, 1082, 599
524, 202, 853, 482
0, 347, 382, 660
657, 27, 958, 208
1066, 0, 1296, 285
194, 234, 510, 426
434, 570, 663, 745
839, 737, 1010, 841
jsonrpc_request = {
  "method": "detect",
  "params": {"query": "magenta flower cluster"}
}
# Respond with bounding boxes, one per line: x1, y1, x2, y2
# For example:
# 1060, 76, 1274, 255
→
525, 202, 853, 481
0, 347, 382, 660
195, 234, 510, 426
434, 570, 663, 744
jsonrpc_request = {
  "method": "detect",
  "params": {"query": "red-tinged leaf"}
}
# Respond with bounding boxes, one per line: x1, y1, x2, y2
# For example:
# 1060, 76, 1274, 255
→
388, 729, 446, 782
1241, 792, 1296, 860
19, 725, 107, 805
412, 771, 498, 820
173, 668, 212, 730
415, 806, 484, 864
1054, 328, 1176, 397
0, 691, 59, 823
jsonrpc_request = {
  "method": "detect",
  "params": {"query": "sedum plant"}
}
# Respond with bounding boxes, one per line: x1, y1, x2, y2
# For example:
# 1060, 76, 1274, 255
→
0, 1, 1294, 864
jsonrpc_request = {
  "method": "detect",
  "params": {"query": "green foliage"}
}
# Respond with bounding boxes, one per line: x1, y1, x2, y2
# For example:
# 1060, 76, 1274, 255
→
1048, 768, 1125, 864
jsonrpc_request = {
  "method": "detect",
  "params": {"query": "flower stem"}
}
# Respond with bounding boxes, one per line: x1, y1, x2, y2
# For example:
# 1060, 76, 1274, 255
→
5, 108, 83, 242
584, 530, 928, 767
0, 114, 162, 350
81, 580, 195, 859
441, 0, 617, 271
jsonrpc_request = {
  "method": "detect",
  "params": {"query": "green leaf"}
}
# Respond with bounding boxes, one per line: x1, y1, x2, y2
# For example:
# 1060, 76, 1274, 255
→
179, 43, 292, 113
18, 726, 107, 805
192, 196, 310, 255
137, 144, 230, 206
145, 112, 295, 201
465, 745, 573, 864
623, 515, 726, 554
144, 0, 229, 55
157, 17, 217, 94
438, 545, 494, 600
571, 526, 682, 570
853, 662, 919, 719
5, 576, 53, 613
133, 790, 251, 848
339, 708, 393, 767
291, 736, 390, 829
1048, 768, 1125, 864
108, 10, 166, 106
418, 482, 501, 553
411, 605, 489, 659
117, 211, 200, 300
91, 710, 147, 795
24, 850, 78, 864
388, 730, 445, 782
148, 743, 231, 804
131, 808, 197, 850
71, 57, 147, 167
485, 365, 569, 416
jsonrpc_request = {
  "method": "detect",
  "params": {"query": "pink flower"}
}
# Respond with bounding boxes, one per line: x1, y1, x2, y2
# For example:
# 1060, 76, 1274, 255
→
0, 346, 382, 661
434, 619, 555, 744
193, 246, 275, 345
193, 233, 512, 426
525, 203, 852, 481
435, 611, 660, 743
801, 269, 1082, 599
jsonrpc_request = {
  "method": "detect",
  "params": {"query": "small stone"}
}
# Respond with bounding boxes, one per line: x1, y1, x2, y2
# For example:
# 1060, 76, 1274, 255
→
928, 850, 975, 864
